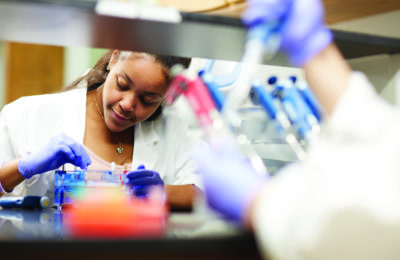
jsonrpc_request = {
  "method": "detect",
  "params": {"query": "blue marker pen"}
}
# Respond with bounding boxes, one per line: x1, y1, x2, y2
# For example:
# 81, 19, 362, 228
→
0, 196, 50, 210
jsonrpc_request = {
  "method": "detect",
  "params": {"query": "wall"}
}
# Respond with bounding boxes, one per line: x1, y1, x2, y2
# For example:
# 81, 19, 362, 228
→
329, 6, 400, 104
348, 54, 400, 105
330, 9, 400, 39
63, 46, 90, 87
63, 47, 108, 87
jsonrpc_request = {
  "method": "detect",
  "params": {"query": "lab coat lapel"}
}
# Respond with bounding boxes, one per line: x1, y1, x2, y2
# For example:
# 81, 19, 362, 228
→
27, 88, 87, 153
58, 88, 87, 143
132, 121, 159, 170
69, 88, 87, 143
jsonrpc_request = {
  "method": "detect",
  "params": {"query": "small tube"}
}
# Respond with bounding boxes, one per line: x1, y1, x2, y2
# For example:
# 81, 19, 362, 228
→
111, 162, 116, 174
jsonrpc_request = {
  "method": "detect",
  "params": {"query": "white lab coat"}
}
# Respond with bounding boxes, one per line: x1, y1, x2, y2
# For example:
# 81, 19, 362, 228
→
252, 72, 400, 260
0, 87, 203, 203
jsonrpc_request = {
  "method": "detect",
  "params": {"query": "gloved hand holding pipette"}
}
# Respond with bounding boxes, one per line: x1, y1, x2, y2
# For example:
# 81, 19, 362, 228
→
242, 0, 332, 66
125, 165, 164, 198
18, 133, 91, 179
195, 0, 335, 225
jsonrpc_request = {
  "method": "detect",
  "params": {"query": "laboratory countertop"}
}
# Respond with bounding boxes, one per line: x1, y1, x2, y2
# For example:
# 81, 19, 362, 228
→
0, 207, 263, 260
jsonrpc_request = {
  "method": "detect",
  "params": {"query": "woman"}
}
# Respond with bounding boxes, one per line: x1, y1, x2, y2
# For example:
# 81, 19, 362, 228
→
0, 50, 202, 210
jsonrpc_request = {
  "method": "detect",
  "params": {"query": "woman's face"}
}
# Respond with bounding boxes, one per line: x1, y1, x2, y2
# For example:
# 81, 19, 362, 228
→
102, 51, 168, 132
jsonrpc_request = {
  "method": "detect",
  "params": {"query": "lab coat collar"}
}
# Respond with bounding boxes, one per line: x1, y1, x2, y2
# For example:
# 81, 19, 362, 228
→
132, 120, 160, 171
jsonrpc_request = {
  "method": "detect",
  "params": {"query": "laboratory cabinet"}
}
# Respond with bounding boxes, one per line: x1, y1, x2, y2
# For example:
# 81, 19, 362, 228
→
0, 0, 399, 66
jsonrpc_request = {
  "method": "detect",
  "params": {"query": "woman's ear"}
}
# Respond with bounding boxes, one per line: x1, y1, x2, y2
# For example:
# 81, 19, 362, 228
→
109, 49, 120, 70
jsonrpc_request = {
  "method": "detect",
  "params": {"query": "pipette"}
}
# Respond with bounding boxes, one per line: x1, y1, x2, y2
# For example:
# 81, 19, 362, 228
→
270, 78, 320, 143
200, 73, 226, 112
250, 80, 307, 160
0, 196, 50, 210
294, 77, 324, 123
200, 60, 243, 89
164, 21, 281, 175
164, 66, 217, 130
222, 22, 280, 128
164, 66, 268, 176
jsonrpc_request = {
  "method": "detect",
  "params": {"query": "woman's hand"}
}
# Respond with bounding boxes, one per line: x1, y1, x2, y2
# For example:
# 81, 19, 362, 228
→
125, 165, 164, 198
17, 133, 91, 179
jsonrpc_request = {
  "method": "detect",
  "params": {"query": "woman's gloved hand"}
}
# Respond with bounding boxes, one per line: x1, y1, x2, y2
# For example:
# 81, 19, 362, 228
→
126, 165, 164, 198
242, 0, 333, 66
195, 141, 268, 222
17, 133, 92, 179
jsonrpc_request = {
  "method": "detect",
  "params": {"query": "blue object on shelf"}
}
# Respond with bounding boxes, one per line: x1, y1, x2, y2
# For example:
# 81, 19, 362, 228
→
250, 81, 278, 120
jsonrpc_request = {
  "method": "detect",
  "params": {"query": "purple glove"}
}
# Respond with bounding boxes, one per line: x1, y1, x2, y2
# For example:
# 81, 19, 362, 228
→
195, 141, 267, 222
18, 133, 91, 179
242, 0, 333, 66
126, 165, 164, 198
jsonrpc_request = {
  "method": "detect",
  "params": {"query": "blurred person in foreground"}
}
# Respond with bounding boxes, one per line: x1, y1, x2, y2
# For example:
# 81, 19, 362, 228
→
195, 0, 400, 259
